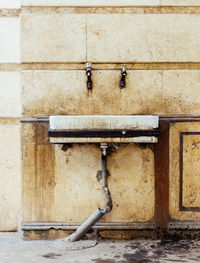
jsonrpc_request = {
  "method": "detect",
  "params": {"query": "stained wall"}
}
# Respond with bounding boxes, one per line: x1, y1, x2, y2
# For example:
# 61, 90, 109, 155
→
0, 1, 21, 231
1, 0, 200, 231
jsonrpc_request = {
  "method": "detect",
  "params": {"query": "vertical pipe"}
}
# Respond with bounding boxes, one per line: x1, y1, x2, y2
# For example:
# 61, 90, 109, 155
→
101, 143, 112, 213
102, 154, 107, 187
67, 143, 112, 242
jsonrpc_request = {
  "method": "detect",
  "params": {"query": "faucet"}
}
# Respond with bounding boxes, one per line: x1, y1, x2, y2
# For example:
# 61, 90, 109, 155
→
86, 63, 92, 90
120, 65, 127, 88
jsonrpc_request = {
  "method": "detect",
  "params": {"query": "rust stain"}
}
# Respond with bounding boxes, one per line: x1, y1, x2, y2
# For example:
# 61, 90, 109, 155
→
22, 122, 56, 222
32, 122, 50, 145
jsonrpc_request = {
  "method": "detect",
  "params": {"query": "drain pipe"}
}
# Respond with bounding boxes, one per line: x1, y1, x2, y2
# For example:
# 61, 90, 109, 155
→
67, 143, 112, 242
101, 143, 112, 213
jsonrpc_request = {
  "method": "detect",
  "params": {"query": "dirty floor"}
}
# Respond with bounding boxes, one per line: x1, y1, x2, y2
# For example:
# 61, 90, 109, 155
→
1, 233, 200, 263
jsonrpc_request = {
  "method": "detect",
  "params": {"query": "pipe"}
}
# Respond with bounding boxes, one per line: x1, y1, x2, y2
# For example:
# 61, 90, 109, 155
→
101, 143, 108, 188
67, 209, 106, 242
101, 143, 112, 213
67, 143, 112, 242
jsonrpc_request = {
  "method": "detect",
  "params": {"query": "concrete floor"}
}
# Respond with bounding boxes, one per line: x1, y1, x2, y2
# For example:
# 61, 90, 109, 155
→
1, 233, 200, 263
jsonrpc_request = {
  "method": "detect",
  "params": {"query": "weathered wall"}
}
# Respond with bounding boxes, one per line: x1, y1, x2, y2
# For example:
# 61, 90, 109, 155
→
0, 1, 21, 231
1, 0, 200, 233
22, 122, 155, 223
170, 122, 200, 221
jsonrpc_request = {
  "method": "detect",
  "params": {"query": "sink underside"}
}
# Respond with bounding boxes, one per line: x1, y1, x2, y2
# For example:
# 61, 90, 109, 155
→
48, 115, 159, 143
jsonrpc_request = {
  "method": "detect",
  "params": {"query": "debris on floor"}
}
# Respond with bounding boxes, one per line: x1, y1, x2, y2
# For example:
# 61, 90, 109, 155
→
53, 239, 98, 251
1, 233, 200, 263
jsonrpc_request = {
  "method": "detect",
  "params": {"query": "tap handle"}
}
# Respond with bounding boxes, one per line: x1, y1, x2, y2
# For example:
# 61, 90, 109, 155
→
86, 63, 92, 90
120, 65, 127, 88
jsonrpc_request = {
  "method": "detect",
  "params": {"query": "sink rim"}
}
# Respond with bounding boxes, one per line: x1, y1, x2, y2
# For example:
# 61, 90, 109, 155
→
49, 114, 159, 131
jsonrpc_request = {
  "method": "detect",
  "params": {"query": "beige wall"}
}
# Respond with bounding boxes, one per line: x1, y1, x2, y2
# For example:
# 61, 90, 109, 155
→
21, 0, 200, 6
22, 123, 155, 223
170, 122, 200, 221
1, 0, 200, 231
0, 0, 20, 8
0, 1, 21, 231
21, 14, 200, 63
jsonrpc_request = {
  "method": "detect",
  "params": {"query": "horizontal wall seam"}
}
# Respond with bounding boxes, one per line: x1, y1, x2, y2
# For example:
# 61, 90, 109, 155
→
0, 9, 20, 17
2, 7, 200, 16
2, 63, 200, 71
0, 64, 21, 71
22, 222, 156, 230
21, 6, 200, 14
0, 118, 21, 124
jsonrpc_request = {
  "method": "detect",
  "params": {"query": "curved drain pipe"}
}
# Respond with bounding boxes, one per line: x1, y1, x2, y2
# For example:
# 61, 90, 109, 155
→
68, 143, 112, 242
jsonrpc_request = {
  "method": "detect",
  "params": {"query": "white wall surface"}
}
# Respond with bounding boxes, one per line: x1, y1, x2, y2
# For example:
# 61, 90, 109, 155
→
0, 0, 20, 8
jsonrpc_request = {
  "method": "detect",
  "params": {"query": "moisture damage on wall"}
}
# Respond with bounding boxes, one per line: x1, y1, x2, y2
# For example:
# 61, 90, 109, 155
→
22, 121, 155, 221
1, 0, 200, 239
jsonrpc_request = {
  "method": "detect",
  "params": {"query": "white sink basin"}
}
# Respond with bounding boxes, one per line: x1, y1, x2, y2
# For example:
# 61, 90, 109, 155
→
48, 115, 159, 143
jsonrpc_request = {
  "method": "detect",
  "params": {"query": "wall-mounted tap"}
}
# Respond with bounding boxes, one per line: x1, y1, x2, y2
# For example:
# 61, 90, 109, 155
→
86, 63, 92, 90
120, 65, 127, 88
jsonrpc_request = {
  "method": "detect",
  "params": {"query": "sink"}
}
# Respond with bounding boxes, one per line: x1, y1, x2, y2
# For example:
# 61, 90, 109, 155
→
48, 115, 159, 143
48, 114, 159, 241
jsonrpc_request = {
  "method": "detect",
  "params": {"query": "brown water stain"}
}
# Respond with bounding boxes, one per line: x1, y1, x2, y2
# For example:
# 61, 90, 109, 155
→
22, 122, 56, 222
